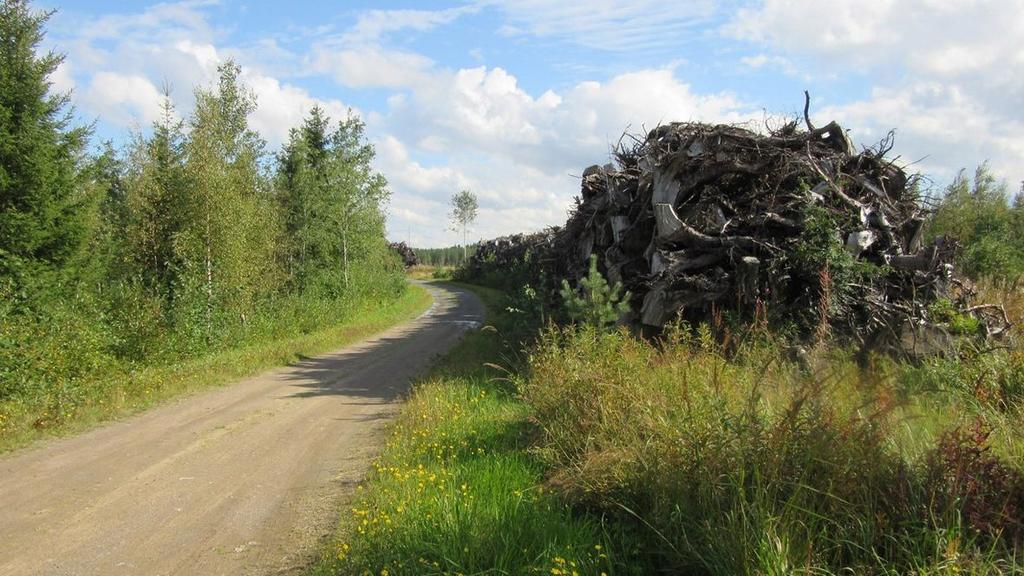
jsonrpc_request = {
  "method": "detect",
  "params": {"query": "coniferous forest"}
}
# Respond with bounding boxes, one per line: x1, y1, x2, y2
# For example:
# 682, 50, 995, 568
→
0, 2, 405, 438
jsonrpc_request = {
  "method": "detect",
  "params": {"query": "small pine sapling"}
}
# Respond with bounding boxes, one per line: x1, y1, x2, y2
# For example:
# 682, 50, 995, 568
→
559, 254, 631, 328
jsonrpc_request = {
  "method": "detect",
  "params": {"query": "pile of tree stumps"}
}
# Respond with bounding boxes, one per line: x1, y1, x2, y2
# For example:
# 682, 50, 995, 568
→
388, 242, 419, 268
461, 108, 1011, 352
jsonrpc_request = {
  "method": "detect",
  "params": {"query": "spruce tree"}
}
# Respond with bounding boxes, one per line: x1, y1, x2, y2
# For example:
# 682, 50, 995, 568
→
560, 254, 631, 328
0, 0, 90, 276
123, 89, 187, 299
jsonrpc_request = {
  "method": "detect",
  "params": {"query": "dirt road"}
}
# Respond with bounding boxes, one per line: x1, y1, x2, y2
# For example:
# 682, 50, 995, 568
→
0, 283, 483, 576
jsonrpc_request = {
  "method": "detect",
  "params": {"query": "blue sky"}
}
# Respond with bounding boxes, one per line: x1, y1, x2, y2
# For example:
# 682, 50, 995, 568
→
42, 0, 1024, 247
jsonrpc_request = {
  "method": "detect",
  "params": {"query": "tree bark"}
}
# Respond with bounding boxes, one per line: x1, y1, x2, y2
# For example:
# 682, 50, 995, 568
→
204, 215, 213, 345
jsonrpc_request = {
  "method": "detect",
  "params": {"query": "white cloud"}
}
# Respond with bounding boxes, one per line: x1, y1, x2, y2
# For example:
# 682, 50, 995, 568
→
739, 53, 799, 76
341, 7, 478, 45
74, 0, 217, 44
81, 72, 165, 128
53, 2, 352, 148
726, 0, 1024, 187
309, 46, 434, 89
50, 60, 75, 95
376, 136, 474, 195
174, 39, 220, 73
304, 6, 480, 90
244, 72, 353, 148
488, 1, 719, 53
380, 64, 754, 246
821, 83, 1024, 186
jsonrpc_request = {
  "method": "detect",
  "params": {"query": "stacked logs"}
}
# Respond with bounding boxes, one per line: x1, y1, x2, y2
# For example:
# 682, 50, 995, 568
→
388, 242, 418, 268
456, 231, 560, 286
462, 115, 1011, 349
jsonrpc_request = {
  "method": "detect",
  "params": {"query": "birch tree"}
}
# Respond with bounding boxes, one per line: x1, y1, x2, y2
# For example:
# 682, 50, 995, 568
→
449, 189, 478, 261
179, 61, 278, 344
276, 108, 388, 298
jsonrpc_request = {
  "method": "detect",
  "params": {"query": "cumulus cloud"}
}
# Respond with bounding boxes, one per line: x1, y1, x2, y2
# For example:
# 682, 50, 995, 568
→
244, 72, 354, 147
379, 64, 754, 245
81, 72, 165, 128
50, 60, 75, 95
308, 46, 434, 89
726, 0, 1024, 187
820, 83, 1024, 186
386, 65, 747, 173
52, 1, 352, 148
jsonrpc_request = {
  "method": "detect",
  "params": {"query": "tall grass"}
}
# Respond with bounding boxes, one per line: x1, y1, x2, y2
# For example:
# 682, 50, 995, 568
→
311, 285, 639, 576
522, 325, 1023, 574
311, 282, 1024, 575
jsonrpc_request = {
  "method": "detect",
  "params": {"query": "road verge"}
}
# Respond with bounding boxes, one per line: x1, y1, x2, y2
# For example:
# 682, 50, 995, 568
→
0, 285, 432, 453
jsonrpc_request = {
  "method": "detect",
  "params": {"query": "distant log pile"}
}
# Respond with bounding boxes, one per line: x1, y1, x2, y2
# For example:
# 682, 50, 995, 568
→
461, 105, 1011, 350
388, 242, 418, 268
457, 232, 559, 284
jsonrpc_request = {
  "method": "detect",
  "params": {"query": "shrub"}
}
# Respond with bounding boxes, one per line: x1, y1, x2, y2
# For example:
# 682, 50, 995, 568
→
519, 326, 1023, 574
559, 254, 631, 329
928, 164, 1024, 283
926, 422, 1024, 544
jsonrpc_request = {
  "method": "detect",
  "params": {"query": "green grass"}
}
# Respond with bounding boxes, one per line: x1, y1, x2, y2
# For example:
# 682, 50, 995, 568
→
405, 265, 453, 281
310, 283, 1024, 575
0, 284, 432, 453
521, 326, 1024, 575
310, 283, 636, 576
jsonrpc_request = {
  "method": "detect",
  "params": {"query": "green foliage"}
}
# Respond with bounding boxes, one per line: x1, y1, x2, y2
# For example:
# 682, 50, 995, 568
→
276, 106, 392, 297
789, 204, 884, 330
928, 298, 983, 336
928, 164, 1024, 282
413, 244, 474, 267
174, 60, 279, 346
505, 283, 546, 339
0, 287, 431, 451
448, 188, 478, 258
314, 283, 1024, 575
897, 346, 1024, 411
521, 327, 1024, 574
0, 0, 91, 275
0, 5, 406, 440
313, 285, 634, 576
120, 91, 187, 301
559, 254, 631, 328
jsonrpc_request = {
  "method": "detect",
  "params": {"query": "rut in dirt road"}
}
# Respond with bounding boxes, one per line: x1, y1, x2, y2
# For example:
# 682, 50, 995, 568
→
0, 282, 483, 576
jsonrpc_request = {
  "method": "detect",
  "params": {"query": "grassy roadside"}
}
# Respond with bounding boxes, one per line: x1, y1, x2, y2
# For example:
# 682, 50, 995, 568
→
406, 265, 454, 281
310, 281, 1024, 575
0, 284, 432, 453
310, 283, 637, 576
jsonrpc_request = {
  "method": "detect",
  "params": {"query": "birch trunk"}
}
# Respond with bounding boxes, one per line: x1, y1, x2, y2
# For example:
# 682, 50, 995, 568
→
204, 214, 213, 344
342, 228, 349, 289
